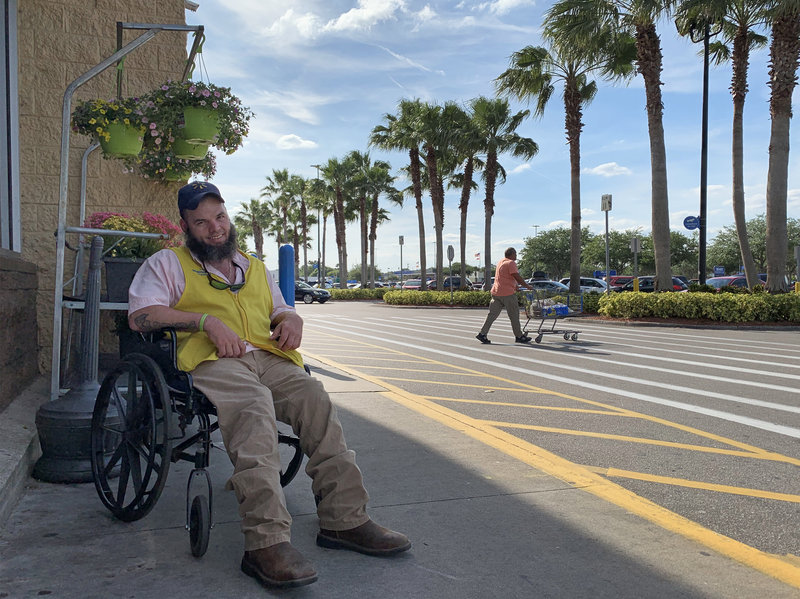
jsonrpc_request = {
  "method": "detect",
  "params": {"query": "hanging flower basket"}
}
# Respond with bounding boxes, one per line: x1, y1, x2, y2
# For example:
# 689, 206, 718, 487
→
98, 121, 144, 158
172, 137, 209, 160
182, 106, 220, 144
71, 97, 145, 159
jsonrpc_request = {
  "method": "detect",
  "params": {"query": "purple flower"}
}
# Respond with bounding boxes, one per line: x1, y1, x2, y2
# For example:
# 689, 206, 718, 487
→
161, 85, 169, 91
149, 122, 157, 129
212, 102, 218, 108
214, 91, 221, 97
202, 90, 211, 97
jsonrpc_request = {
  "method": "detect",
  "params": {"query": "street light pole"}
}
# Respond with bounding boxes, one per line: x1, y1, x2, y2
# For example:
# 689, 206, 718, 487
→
689, 21, 720, 284
311, 164, 322, 285
531, 224, 540, 273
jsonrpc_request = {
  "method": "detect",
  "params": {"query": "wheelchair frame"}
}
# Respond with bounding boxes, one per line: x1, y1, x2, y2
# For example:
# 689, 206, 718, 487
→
90, 329, 304, 557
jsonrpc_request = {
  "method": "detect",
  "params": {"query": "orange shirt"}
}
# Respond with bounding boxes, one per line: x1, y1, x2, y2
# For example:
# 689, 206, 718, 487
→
491, 257, 519, 296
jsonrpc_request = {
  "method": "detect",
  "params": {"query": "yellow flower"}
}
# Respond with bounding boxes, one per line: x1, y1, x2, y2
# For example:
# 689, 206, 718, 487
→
89, 118, 96, 124
123, 118, 130, 125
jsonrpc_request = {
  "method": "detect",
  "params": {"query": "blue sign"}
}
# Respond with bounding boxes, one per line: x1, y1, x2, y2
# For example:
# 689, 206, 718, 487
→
684, 216, 700, 230
593, 270, 616, 278
713, 265, 725, 276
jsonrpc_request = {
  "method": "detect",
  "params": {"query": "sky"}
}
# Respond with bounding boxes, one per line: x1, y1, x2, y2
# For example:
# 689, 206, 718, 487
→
184, 0, 800, 274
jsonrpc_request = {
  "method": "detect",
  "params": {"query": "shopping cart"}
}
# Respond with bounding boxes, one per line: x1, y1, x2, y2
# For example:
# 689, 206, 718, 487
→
522, 290, 583, 343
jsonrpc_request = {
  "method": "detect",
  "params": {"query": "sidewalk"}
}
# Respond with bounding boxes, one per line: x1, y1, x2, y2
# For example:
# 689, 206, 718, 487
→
0, 358, 797, 598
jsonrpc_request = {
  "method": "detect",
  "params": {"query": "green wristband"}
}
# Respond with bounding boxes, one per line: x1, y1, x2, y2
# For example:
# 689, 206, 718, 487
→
198, 313, 208, 331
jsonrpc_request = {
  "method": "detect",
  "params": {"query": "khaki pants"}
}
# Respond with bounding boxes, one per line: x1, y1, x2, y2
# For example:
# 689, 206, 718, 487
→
191, 350, 369, 550
480, 293, 524, 338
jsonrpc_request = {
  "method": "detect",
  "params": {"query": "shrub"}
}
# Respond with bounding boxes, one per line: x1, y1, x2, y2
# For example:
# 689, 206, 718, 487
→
598, 291, 800, 322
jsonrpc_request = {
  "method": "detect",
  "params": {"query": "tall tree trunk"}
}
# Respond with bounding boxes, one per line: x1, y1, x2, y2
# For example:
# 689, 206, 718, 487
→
731, 27, 759, 289
636, 24, 671, 291
765, 11, 799, 292
565, 79, 583, 295
424, 145, 444, 288
360, 195, 368, 285
321, 214, 327, 286
369, 192, 379, 286
301, 200, 308, 282
334, 188, 347, 288
483, 151, 498, 289
253, 222, 263, 261
459, 157, 474, 288
409, 148, 427, 288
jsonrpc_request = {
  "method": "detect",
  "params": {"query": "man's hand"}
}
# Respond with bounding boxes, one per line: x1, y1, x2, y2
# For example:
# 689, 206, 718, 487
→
271, 312, 303, 351
204, 315, 247, 358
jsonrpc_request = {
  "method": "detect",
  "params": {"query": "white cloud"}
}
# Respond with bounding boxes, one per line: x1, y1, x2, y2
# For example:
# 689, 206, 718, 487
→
276, 134, 318, 150
376, 45, 445, 75
582, 162, 633, 177
323, 0, 407, 33
510, 163, 531, 174
250, 89, 333, 125
475, 0, 535, 15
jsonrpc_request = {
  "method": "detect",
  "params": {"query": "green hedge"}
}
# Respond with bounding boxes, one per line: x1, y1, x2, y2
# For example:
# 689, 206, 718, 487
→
598, 291, 800, 322
383, 290, 491, 306
328, 288, 388, 300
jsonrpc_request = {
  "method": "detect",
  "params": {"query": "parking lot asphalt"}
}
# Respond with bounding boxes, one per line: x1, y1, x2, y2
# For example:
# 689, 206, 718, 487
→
2, 342, 799, 598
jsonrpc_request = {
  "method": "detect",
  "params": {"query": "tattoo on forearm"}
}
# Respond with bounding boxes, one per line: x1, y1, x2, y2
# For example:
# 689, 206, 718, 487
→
133, 312, 199, 332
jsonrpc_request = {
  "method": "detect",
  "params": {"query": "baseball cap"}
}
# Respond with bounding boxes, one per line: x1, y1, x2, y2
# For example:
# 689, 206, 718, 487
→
177, 181, 224, 212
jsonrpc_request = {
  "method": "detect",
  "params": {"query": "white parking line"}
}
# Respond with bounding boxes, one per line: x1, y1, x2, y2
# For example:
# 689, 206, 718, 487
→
304, 320, 800, 439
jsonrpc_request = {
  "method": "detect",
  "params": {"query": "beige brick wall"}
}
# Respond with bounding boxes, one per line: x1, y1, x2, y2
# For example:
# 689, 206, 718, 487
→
17, 1, 191, 374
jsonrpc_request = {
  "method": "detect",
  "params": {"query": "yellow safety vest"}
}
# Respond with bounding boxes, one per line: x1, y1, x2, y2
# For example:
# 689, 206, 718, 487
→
171, 247, 303, 372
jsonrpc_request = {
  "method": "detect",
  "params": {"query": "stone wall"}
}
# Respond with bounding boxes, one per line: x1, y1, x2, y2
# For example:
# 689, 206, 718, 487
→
0, 250, 40, 411
17, 1, 190, 377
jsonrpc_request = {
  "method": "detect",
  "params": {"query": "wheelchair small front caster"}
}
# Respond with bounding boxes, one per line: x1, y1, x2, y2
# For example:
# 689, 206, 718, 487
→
189, 494, 211, 557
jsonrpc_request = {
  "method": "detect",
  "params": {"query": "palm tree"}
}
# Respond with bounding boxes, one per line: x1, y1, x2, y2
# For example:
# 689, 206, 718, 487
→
322, 156, 355, 288
305, 175, 333, 285
370, 99, 429, 288
495, 38, 632, 294
677, 0, 767, 290
419, 102, 448, 288
547, 0, 675, 291
366, 162, 402, 286
763, 1, 800, 292
233, 198, 268, 260
444, 102, 484, 288
260, 168, 293, 242
347, 150, 374, 286
470, 96, 538, 288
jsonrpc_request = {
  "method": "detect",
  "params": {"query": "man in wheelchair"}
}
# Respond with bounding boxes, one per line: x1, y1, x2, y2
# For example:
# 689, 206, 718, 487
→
127, 181, 410, 589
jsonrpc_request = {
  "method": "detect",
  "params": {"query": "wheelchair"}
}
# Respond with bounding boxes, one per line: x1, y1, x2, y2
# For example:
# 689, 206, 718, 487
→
89, 329, 304, 557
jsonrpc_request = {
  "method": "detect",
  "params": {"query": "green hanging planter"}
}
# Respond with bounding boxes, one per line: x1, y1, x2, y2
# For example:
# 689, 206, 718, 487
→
163, 170, 190, 182
172, 137, 209, 160
99, 121, 144, 158
182, 106, 220, 144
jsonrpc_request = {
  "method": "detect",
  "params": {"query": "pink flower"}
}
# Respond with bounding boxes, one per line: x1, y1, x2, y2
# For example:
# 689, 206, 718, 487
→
202, 90, 211, 97
149, 122, 157, 129
212, 102, 218, 108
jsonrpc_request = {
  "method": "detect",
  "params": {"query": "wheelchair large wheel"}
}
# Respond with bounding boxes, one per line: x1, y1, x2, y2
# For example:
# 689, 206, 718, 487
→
91, 353, 173, 522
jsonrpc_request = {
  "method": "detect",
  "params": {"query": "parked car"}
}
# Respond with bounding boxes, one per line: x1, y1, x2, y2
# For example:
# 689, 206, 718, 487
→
559, 277, 609, 293
525, 279, 570, 293
704, 276, 751, 291
402, 279, 422, 290
295, 281, 331, 304
428, 276, 473, 290
608, 275, 633, 290
617, 276, 688, 292
472, 277, 494, 290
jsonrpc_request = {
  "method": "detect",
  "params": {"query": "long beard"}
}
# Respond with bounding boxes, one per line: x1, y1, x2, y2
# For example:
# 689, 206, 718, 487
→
185, 223, 238, 262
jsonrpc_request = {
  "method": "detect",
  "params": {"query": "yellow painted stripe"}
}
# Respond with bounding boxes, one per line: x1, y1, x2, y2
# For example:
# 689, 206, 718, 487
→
427, 396, 623, 416
352, 367, 490, 377
303, 348, 800, 589
479, 420, 791, 461
305, 333, 795, 463
584, 466, 800, 503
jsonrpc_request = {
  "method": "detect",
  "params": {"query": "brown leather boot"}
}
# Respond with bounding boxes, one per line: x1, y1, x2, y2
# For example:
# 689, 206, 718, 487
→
241, 542, 318, 588
317, 519, 411, 556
